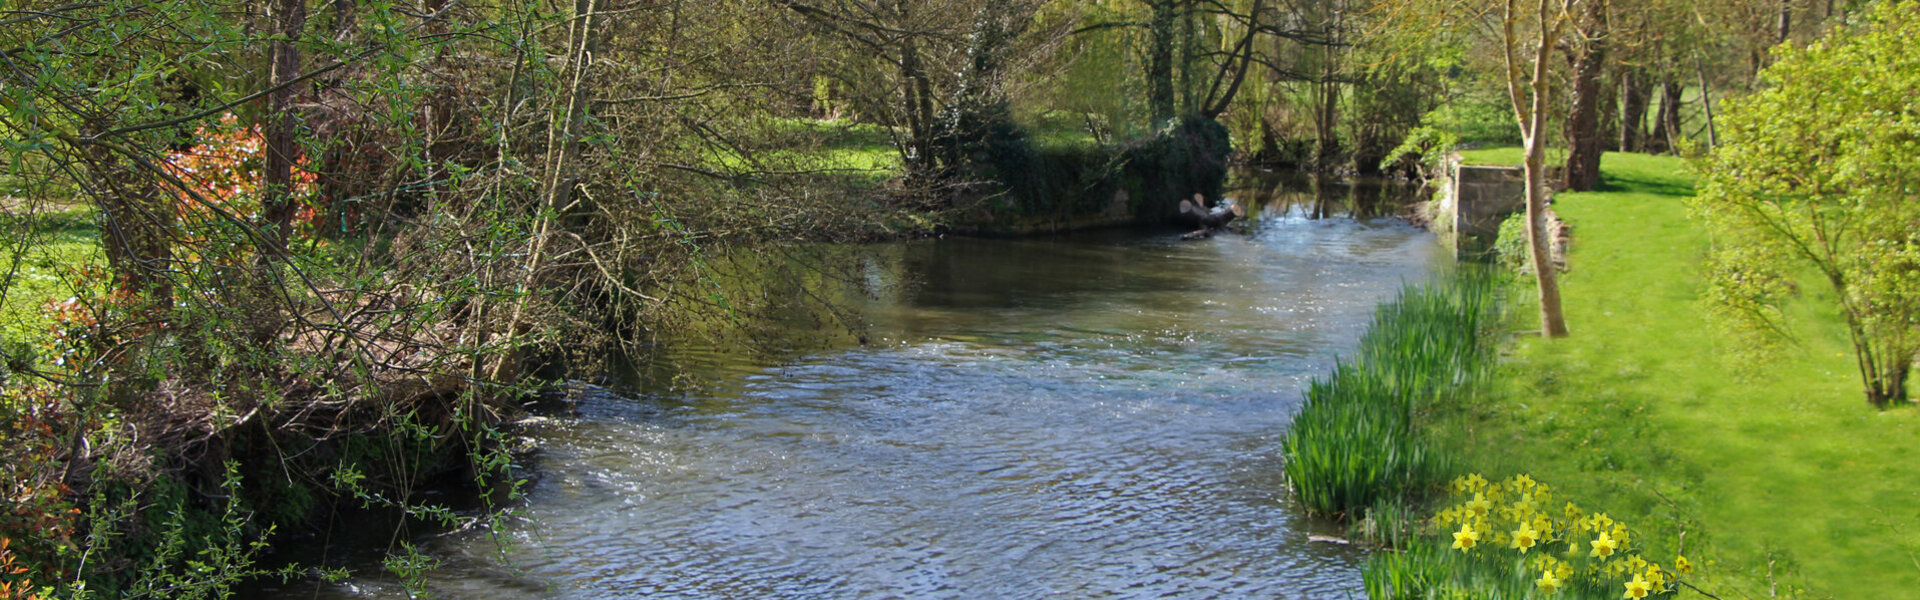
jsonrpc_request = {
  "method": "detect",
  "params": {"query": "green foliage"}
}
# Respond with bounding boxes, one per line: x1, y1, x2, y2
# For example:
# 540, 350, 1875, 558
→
1282, 268, 1502, 519
1492, 212, 1532, 278
1692, 0, 1920, 408
1418, 92, 1521, 148
1379, 126, 1459, 177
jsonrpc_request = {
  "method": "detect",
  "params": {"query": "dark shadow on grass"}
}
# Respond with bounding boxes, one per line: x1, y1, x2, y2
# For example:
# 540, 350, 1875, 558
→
1596, 172, 1695, 197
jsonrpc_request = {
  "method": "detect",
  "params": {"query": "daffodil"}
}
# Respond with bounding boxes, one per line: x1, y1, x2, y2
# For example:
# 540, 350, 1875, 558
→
1623, 573, 1653, 599
1588, 512, 1614, 532
1646, 566, 1668, 590
1465, 473, 1488, 491
1511, 522, 1541, 554
1564, 501, 1583, 520
1466, 493, 1492, 518
1512, 474, 1538, 491
1452, 524, 1480, 552
1590, 531, 1619, 559
1531, 515, 1556, 537
1675, 555, 1694, 575
1536, 568, 1562, 594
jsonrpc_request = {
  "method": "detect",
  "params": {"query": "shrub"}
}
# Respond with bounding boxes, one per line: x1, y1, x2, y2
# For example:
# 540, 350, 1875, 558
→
1692, 0, 1920, 408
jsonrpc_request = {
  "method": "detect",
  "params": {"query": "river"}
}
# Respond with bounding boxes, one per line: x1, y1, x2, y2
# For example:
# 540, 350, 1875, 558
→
256, 173, 1443, 599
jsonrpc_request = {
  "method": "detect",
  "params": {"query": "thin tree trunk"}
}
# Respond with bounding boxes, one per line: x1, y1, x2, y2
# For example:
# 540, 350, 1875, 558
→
263, 0, 307, 252
1695, 53, 1718, 150
1600, 74, 1619, 151
87, 141, 174, 308
1313, 3, 1341, 171
1504, 0, 1570, 338
1778, 0, 1793, 44
1652, 78, 1682, 154
1619, 68, 1650, 152
491, 0, 599, 382
1147, 0, 1177, 124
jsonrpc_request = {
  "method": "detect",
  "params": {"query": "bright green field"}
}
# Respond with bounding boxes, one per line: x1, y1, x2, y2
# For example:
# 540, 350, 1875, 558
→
1438, 150, 1920, 599
0, 206, 102, 368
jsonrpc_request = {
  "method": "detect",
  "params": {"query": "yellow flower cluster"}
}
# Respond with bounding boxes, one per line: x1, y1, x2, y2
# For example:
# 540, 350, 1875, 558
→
1436, 474, 1690, 597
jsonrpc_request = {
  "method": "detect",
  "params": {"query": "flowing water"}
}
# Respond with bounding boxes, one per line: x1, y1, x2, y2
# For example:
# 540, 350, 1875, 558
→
258, 174, 1441, 599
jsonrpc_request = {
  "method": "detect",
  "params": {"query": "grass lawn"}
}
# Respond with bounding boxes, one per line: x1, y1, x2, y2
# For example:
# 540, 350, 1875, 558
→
703, 118, 901, 185
1436, 150, 1920, 599
0, 206, 101, 365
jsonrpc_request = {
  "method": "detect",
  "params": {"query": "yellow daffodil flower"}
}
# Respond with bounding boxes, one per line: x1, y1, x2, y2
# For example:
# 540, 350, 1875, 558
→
1466, 493, 1492, 518
1623, 573, 1653, 599
1452, 525, 1480, 552
1513, 474, 1538, 491
1590, 531, 1619, 559
1511, 522, 1541, 553
1536, 568, 1562, 594
1676, 555, 1694, 575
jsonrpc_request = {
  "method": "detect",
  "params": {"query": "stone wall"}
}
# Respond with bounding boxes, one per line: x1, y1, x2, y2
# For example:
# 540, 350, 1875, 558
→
1429, 153, 1569, 266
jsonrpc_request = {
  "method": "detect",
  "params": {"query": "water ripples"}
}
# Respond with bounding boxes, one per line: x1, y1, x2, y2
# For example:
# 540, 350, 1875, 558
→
261, 211, 1438, 599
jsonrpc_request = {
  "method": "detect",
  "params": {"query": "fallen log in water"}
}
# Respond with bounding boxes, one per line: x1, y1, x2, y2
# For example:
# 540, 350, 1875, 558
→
1179, 193, 1245, 240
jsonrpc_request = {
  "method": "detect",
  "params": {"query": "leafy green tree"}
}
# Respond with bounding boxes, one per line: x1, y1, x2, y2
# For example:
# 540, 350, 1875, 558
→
1694, 0, 1920, 408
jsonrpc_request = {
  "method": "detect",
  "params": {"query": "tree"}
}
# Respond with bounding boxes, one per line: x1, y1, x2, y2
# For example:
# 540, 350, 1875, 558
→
1694, 0, 1920, 408
1502, 0, 1573, 337
1560, 0, 1606, 191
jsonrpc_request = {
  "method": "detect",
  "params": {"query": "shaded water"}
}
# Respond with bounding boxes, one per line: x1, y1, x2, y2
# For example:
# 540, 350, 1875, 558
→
260, 177, 1439, 599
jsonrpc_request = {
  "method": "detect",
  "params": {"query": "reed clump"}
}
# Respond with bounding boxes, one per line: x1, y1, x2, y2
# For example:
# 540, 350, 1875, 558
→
1281, 268, 1500, 520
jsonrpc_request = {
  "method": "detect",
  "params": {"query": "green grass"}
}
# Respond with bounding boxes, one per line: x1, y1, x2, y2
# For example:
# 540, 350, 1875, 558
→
1, 206, 102, 367
1435, 150, 1920, 599
702, 118, 901, 184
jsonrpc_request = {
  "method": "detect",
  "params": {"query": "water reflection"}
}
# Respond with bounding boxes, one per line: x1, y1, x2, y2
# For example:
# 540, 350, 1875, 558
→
251, 178, 1441, 600
1229, 170, 1421, 222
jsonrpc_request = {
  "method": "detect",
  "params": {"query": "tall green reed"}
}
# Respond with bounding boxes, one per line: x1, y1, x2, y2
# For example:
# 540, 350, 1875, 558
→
1281, 267, 1501, 520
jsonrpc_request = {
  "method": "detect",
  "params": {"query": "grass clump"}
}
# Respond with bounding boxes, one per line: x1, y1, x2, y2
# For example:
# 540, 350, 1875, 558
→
1282, 268, 1502, 519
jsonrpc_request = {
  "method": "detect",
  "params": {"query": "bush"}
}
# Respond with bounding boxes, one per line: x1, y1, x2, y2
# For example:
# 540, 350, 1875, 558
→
1692, 0, 1920, 408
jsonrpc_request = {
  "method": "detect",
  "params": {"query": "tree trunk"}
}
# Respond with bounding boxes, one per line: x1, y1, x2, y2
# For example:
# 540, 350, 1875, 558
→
1867, 361, 1909, 409
1651, 78, 1682, 154
87, 143, 174, 309
1147, 0, 1177, 125
1599, 74, 1619, 151
1619, 68, 1650, 152
1505, 0, 1570, 339
490, 0, 600, 382
1312, 5, 1342, 171
1561, 0, 1607, 191
1778, 0, 1794, 44
263, 0, 307, 252
1695, 54, 1718, 150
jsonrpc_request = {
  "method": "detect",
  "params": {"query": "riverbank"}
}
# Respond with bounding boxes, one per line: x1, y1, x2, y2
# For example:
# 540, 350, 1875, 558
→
1435, 150, 1919, 598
